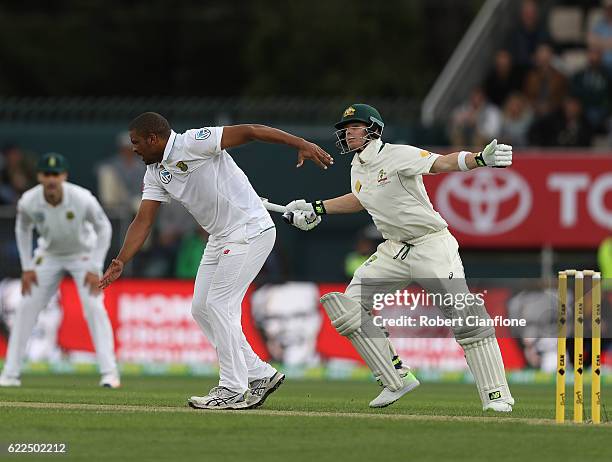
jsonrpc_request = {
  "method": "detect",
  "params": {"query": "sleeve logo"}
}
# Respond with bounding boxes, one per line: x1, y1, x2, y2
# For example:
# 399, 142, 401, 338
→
195, 128, 211, 140
159, 168, 173, 184
364, 254, 378, 266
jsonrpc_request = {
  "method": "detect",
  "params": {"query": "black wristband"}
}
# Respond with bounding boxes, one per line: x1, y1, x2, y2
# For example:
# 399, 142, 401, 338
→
312, 200, 327, 215
474, 152, 487, 167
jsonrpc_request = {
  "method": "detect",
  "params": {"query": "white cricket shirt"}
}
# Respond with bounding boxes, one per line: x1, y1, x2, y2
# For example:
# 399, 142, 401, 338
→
350, 139, 448, 243
142, 127, 273, 239
15, 182, 112, 271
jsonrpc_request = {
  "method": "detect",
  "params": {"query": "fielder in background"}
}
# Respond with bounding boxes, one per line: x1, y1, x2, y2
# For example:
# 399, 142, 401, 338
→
99, 112, 333, 410
285, 104, 515, 412
0, 153, 119, 388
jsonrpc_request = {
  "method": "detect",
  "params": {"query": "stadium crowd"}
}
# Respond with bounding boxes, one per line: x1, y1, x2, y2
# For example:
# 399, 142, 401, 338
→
449, 0, 612, 149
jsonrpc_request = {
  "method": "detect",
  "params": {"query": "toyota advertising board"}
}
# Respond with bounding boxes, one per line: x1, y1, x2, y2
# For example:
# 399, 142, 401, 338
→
423, 153, 612, 248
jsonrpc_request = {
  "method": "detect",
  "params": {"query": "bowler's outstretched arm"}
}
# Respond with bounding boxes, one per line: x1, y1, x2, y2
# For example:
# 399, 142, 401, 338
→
221, 124, 334, 169
99, 199, 161, 288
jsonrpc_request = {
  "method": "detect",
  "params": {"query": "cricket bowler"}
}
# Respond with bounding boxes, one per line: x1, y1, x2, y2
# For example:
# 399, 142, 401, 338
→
98, 112, 333, 410
0, 153, 119, 388
285, 104, 515, 412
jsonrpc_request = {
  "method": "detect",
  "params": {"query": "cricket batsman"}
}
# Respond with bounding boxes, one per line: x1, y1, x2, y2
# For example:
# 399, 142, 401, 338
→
284, 104, 515, 412
0, 153, 119, 388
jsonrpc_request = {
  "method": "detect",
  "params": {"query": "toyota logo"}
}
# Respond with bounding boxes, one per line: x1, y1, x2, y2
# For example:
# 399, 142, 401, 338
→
436, 169, 532, 235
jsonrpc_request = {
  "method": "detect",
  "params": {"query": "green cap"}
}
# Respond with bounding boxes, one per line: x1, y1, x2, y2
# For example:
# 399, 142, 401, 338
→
37, 153, 69, 173
334, 103, 385, 130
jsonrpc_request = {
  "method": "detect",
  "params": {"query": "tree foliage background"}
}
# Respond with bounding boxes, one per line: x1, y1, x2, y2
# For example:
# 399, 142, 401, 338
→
0, 0, 483, 99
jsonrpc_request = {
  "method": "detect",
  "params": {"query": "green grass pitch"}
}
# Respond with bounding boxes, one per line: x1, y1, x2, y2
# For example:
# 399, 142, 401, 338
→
1, 374, 611, 461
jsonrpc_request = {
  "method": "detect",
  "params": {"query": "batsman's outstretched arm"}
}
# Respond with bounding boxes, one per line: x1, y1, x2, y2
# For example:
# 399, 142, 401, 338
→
285, 193, 363, 216
321, 193, 364, 214
221, 124, 334, 169
430, 139, 512, 173
99, 199, 161, 289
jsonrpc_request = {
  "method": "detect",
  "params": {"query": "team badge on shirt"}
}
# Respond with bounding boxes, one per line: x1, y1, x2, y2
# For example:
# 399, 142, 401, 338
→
176, 161, 188, 172
195, 128, 211, 140
377, 169, 390, 186
159, 168, 173, 184
66, 211, 75, 220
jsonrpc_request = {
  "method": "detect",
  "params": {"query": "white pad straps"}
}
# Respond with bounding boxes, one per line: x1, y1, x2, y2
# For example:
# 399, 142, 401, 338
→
321, 292, 403, 391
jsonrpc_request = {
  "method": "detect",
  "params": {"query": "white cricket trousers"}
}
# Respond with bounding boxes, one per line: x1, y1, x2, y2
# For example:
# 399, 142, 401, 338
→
345, 228, 466, 302
191, 226, 277, 393
2, 253, 118, 379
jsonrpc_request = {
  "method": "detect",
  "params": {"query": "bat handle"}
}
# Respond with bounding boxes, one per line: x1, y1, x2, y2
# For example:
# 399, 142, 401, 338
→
282, 212, 294, 224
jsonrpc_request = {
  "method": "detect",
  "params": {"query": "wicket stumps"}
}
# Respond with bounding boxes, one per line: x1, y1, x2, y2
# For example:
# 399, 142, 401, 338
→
556, 269, 601, 424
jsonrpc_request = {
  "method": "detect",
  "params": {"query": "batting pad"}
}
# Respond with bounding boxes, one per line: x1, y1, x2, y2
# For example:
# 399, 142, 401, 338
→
321, 292, 403, 391
458, 335, 514, 408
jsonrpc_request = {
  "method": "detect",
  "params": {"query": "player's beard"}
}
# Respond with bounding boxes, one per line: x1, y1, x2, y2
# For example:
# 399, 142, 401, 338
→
44, 186, 62, 205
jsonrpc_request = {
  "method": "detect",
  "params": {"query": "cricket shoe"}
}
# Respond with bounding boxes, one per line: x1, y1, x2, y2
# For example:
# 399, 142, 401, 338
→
99, 373, 121, 389
188, 386, 251, 410
247, 371, 285, 408
369, 368, 420, 408
0, 375, 21, 387
483, 400, 513, 413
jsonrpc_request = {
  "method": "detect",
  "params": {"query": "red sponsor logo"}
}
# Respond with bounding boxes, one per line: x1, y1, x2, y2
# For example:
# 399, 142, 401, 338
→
435, 169, 532, 235
223, 249, 230, 255
423, 153, 612, 248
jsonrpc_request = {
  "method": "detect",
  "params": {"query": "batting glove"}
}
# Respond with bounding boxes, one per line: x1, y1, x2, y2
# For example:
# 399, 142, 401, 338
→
283, 210, 321, 231
285, 199, 327, 215
475, 139, 512, 168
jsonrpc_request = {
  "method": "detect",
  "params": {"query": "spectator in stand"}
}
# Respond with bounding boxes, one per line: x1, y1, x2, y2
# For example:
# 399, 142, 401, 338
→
595, 233, 612, 357
484, 50, 523, 107
141, 199, 196, 278
524, 44, 568, 118
500, 92, 534, 147
508, 0, 549, 74
571, 45, 612, 133
588, 0, 612, 75
0, 144, 36, 205
97, 131, 146, 213
598, 235, 612, 290
175, 226, 208, 279
449, 87, 502, 148
344, 225, 381, 279
529, 96, 592, 147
